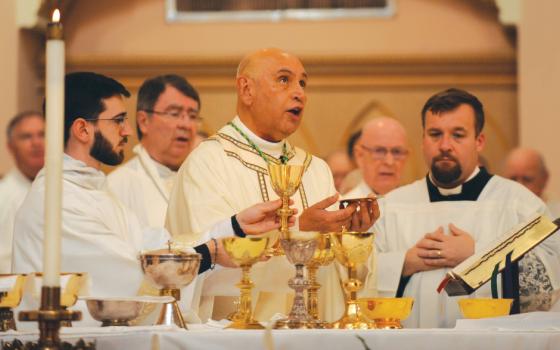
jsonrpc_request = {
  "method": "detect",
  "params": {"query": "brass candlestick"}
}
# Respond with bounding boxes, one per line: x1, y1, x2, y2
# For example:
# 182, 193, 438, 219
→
0, 274, 26, 332
19, 286, 82, 349
222, 236, 269, 329
306, 233, 335, 328
330, 230, 376, 330
268, 163, 304, 254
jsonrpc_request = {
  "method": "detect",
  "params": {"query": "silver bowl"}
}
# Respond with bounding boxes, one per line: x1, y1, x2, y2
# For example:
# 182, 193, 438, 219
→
81, 296, 173, 327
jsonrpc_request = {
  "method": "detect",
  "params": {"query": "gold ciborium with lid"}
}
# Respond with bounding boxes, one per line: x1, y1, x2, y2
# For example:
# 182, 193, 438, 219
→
330, 229, 376, 329
222, 236, 270, 329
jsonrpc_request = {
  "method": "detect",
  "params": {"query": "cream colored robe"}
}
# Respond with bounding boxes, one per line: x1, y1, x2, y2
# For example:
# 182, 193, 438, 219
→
107, 144, 176, 228
0, 168, 31, 273
165, 117, 345, 322
371, 173, 560, 328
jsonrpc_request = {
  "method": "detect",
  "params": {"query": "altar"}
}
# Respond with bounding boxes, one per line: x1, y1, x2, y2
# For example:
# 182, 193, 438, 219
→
2, 313, 560, 350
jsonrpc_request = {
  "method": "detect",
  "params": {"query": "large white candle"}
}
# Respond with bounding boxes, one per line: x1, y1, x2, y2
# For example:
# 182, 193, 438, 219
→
43, 9, 64, 287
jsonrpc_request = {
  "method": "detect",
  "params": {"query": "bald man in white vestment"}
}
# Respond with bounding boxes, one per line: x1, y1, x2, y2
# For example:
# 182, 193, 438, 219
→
166, 48, 379, 322
107, 75, 201, 228
343, 117, 409, 297
12, 72, 285, 306
370, 88, 560, 328
0, 112, 44, 273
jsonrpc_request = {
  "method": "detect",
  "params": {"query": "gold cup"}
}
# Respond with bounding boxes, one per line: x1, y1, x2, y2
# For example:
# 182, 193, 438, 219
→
0, 274, 26, 332
306, 233, 335, 328
267, 163, 304, 255
358, 297, 414, 329
458, 298, 513, 319
222, 236, 270, 329
330, 230, 375, 329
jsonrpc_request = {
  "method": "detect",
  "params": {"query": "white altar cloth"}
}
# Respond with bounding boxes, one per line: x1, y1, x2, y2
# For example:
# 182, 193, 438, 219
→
2, 314, 560, 350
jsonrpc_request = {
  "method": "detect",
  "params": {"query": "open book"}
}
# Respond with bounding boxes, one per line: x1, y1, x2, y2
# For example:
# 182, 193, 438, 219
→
437, 214, 559, 296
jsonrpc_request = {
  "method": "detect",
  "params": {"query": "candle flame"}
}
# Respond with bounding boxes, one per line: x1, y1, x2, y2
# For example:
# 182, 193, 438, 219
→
52, 9, 61, 23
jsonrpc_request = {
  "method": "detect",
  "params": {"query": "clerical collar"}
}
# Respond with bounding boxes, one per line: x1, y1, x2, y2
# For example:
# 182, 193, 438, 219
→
230, 116, 290, 160
426, 167, 493, 202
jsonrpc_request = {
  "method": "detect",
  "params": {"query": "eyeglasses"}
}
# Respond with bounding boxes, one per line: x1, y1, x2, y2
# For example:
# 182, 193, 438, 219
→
143, 108, 202, 123
83, 114, 129, 129
360, 144, 408, 160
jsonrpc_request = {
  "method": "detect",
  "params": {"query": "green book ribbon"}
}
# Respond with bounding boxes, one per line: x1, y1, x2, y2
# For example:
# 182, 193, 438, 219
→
491, 262, 500, 299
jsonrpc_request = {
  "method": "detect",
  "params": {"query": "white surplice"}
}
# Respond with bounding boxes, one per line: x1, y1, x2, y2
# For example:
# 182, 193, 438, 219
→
0, 168, 31, 273
107, 144, 176, 228
165, 116, 345, 322
371, 172, 560, 328
12, 154, 169, 298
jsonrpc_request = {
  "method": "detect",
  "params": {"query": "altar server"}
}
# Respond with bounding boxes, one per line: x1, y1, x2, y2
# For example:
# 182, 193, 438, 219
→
371, 88, 560, 328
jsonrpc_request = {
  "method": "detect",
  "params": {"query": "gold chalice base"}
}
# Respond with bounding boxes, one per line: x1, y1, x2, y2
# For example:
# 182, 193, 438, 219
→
273, 318, 315, 330
358, 297, 414, 329
458, 298, 513, 319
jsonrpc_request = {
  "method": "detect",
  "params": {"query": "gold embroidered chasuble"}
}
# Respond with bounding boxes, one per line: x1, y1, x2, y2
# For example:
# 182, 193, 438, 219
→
165, 117, 345, 322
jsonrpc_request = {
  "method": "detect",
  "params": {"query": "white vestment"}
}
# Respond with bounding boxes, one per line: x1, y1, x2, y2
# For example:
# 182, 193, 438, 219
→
165, 117, 345, 322
107, 144, 176, 228
371, 171, 560, 328
12, 155, 169, 298
0, 169, 31, 273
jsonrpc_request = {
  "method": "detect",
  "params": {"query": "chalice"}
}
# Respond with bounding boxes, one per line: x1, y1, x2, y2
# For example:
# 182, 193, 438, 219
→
0, 274, 26, 331
273, 234, 318, 329
222, 236, 269, 329
140, 245, 201, 329
267, 163, 304, 254
306, 233, 335, 328
330, 230, 376, 329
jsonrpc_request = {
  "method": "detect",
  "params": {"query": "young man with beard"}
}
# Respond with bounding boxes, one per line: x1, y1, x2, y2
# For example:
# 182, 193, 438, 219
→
166, 48, 379, 322
107, 75, 201, 228
369, 88, 560, 328
11, 72, 290, 309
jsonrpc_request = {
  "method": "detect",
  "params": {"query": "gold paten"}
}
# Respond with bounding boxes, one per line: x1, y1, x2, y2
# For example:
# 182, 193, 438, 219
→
140, 246, 201, 329
306, 233, 335, 328
458, 298, 513, 319
222, 236, 269, 329
0, 274, 27, 332
358, 297, 414, 329
330, 230, 376, 329
267, 163, 304, 255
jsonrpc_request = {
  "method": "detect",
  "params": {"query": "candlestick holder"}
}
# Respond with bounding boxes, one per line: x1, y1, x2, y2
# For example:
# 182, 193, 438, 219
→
19, 286, 82, 349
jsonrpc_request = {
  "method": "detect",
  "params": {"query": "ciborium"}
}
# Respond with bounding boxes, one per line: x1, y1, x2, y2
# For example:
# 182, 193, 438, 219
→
267, 163, 304, 255
139, 245, 201, 329
273, 233, 318, 329
222, 236, 269, 329
0, 274, 26, 332
306, 233, 335, 328
330, 230, 376, 329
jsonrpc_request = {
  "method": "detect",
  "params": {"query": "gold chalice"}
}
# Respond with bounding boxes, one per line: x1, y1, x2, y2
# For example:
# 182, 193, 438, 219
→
222, 236, 270, 329
330, 230, 376, 329
306, 233, 335, 328
0, 274, 26, 332
267, 163, 304, 254
140, 246, 201, 329
358, 297, 414, 329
